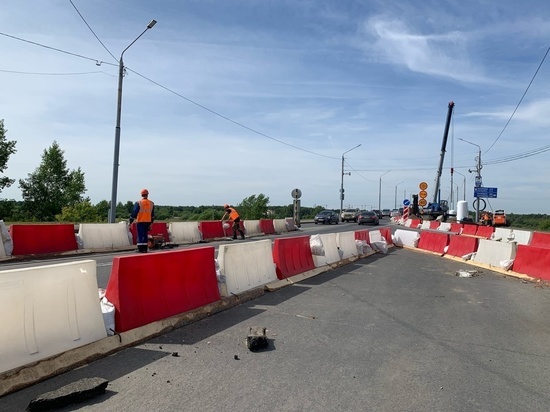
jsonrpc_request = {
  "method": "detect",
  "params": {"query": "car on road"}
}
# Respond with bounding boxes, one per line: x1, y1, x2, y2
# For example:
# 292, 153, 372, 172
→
314, 210, 339, 225
390, 209, 401, 218
372, 209, 383, 219
340, 208, 360, 222
358, 210, 379, 225
382, 209, 391, 217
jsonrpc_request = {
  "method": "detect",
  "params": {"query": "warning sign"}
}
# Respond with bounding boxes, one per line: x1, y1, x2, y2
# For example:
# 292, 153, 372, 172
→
419, 182, 428, 191
419, 190, 428, 199
419, 198, 427, 207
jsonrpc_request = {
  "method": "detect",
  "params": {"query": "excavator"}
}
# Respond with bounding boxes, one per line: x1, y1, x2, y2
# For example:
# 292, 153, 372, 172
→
421, 101, 454, 221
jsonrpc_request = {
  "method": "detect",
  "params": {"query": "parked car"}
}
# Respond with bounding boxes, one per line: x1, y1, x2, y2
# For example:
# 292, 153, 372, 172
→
372, 209, 383, 219
340, 208, 360, 222
382, 209, 391, 217
314, 210, 339, 225
390, 209, 401, 218
358, 210, 379, 225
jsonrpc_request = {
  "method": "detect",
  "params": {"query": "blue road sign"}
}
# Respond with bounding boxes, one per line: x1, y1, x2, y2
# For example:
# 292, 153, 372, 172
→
403, 199, 410, 206
474, 187, 497, 198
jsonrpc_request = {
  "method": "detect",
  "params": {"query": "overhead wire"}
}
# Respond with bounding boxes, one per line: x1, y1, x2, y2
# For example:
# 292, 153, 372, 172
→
0, 68, 110, 76
68, 0, 118, 62
485, 45, 550, 154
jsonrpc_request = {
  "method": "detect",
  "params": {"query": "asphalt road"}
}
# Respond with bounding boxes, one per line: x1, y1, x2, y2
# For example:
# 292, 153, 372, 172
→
3, 245, 550, 411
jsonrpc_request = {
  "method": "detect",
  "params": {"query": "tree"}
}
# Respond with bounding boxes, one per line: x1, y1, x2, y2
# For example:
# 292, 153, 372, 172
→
238, 194, 270, 220
56, 200, 100, 223
0, 119, 17, 193
19, 141, 86, 221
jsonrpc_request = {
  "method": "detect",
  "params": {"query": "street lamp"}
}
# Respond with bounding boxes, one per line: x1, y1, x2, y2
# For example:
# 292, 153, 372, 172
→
457, 138, 482, 222
339, 144, 361, 221
394, 180, 404, 209
378, 170, 390, 211
109, 19, 157, 223
453, 169, 467, 201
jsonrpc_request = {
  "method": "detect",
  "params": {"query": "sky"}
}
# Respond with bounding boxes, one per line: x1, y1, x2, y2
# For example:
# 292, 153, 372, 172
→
1, 0, 549, 214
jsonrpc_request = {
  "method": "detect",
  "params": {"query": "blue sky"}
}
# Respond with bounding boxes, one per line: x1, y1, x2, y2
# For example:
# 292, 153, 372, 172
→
1, 0, 549, 214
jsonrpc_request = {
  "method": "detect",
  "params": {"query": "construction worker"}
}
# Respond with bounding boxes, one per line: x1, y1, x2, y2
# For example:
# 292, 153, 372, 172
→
129, 189, 155, 252
222, 204, 245, 240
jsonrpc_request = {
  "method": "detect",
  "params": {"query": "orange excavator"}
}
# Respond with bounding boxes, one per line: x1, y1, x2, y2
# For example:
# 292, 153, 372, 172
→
480, 210, 508, 227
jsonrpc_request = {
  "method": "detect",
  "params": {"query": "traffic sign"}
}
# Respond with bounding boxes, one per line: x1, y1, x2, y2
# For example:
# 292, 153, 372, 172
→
419, 182, 428, 190
419, 198, 427, 207
474, 187, 497, 198
419, 190, 428, 199
475, 176, 482, 188
291, 188, 302, 199
403, 199, 410, 206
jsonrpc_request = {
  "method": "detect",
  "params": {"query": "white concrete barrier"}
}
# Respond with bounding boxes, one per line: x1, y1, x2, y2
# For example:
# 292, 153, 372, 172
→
492, 227, 513, 242
393, 229, 420, 248
273, 219, 288, 233
0, 260, 106, 374
512, 229, 533, 246
285, 217, 297, 231
243, 220, 262, 236
77, 222, 132, 249
369, 229, 383, 243
420, 220, 431, 230
404, 219, 412, 228
218, 239, 277, 296
472, 239, 517, 268
168, 222, 201, 243
312, 233, 340, 267
438, 222, 452, 232
0, 220, 9, 257
336, 231, 358, 260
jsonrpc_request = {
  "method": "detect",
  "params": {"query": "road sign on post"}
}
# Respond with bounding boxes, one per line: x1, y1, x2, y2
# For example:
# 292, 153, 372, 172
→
474, 187, 497, 198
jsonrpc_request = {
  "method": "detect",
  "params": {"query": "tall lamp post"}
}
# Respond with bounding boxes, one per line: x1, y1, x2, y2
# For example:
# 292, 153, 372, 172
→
458, 138, 482, 222
394, 180, 404, 209
378, 170, 390, 211
109, 19, 157, 223
339, 144, 361, 221
453, 169, 467, 201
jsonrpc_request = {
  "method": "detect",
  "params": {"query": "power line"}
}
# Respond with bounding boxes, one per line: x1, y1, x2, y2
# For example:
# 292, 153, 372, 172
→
68, 0, 118, 62
126, 67, 339, 160
485, 45, 550, 154
0, 68, 109, 76
0, 31, 116, 67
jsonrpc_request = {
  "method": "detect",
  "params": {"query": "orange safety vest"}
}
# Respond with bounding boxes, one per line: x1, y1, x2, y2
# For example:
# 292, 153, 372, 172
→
228, 207, 240, 220
137, 199, 154, 222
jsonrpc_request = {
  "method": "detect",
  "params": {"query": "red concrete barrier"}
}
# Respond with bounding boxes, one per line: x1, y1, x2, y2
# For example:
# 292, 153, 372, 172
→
461, 224, 478, 236
409, 219, 421, 228
446, 234, 478, 258
259, 219, 276, 235
529, 232, 550, 249
105, 246, 220, 332
512, 245, 550, 280
378, 227, 393, 245
222, 220, 246, 238
355, 229, 371, 244
429, 221, 440, 230
450, 223, 462, 234
475, 225, 494, 239
417, 231, 449, 254
129, 222, 169, 244
272, 236, 315, 279
10, 224, 77, 256
199, 221, 225, 240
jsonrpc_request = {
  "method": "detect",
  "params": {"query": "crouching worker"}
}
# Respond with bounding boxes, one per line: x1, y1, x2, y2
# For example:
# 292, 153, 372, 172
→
129, 189, 155, 252
222, 204, 245, 240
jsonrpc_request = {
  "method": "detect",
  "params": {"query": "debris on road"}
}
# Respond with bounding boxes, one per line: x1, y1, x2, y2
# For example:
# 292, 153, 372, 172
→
455, 269, 480, 278
27, 377, 108, 411
247, 326, 269, 352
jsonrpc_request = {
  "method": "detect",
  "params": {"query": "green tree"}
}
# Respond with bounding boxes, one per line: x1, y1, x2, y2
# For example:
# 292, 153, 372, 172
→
238, 194, 269, 219
19, 141, 86, 221
95, 200, 109, 220
0, 119, 17, 193
56, 200, 100, 222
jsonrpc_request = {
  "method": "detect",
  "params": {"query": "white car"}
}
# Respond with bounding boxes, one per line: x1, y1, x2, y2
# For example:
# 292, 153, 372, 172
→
340, 208, 360, 222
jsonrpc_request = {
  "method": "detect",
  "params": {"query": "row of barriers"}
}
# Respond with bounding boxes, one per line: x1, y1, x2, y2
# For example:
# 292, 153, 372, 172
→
0, 226, 392, 381
394, 218, 550, 280
0, 218, 299, 257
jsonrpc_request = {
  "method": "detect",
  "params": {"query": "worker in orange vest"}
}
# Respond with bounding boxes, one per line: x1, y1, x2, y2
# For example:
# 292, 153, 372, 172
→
129, 189, 155, 252
222, 204, 245, 240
